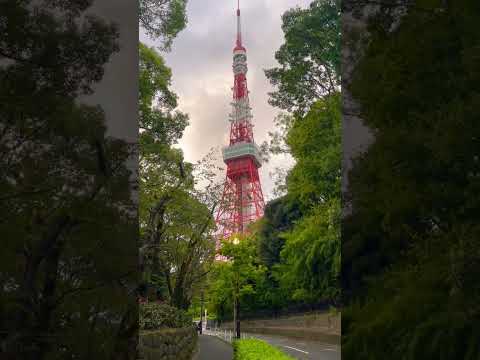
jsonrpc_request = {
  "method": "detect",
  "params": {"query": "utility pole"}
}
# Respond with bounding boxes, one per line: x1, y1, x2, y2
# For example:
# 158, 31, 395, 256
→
200, 291, 204, 335
234, 271, 240, 339
233, 286, 237, 338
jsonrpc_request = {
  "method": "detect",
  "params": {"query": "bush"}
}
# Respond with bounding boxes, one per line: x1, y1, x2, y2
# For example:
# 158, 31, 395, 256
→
139, 302, 191, 330
233, 339, 294, 360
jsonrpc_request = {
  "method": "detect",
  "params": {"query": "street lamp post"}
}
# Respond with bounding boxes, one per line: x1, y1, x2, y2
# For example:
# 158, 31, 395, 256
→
232, 237, 241, 339
235, 273, 240, 339
200, 291, 204, 335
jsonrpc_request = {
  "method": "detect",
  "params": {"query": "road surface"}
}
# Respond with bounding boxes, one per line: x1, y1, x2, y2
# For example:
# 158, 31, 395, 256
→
195, 334, 233, 360
242, 332, 340, 360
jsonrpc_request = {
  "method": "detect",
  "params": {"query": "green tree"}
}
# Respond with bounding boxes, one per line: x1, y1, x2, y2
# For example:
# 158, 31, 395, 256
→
208, 235, 267, 322
276, 94, 341, 305
252, 196, 303, 314
149, 188, 216, 310
286, 94, 341, 207
140, 0, 188, 50
139, 43, 189, 150
262, 0, 341, 195
265, 0, 340, 115
277, 199, 340, 304
343, 1, 480, 358
257, 196, 303, 269
139, 43, 218, 310
0, 1, 137, 359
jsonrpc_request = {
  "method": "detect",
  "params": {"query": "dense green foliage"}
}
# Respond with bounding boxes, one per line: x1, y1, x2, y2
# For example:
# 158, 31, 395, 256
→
140, 302, 191, 330
257, 196, 303, 269
233, 339, 294, 360
0, 1, 137, 359
343, 1, 480, 359
265, 0, 340, 115
139, 43, 189, 150
139, 43, 216, 311
274, 94, 341, 305
208, 235, 269, 319
140, 0, 188, 50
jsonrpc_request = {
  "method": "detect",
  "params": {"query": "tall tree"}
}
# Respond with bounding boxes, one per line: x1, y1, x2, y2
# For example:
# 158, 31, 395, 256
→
276, 93, 341, 305
343, 1, 480, 358
0, 1, 137, 359
265, 0, 340, 116
264, 1, 342, 308
262, 0, 341, 195
139, 44, 219, 310
208, 235, 267, 321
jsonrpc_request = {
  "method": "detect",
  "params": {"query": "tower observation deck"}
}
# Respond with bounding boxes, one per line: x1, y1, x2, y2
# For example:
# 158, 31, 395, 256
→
215, 1, 265, 259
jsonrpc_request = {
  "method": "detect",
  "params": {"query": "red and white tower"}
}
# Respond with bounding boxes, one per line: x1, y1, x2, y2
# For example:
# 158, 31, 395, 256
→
215, 1, 265, 258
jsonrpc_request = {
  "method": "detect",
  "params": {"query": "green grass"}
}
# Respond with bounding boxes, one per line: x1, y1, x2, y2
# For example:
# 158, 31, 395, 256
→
233, 339, 295, 360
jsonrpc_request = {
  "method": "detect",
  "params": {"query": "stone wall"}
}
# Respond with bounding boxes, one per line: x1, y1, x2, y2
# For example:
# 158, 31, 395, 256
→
222, 312, 340, 332
219, 312, 341, 345
138, 327, 197, 360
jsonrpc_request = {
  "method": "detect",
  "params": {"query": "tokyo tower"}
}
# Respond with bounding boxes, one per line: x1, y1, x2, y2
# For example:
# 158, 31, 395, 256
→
215, 1, 265, 259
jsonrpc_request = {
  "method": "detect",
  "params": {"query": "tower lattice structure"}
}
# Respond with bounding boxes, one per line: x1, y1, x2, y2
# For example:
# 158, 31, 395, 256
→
215, 1, 265, 260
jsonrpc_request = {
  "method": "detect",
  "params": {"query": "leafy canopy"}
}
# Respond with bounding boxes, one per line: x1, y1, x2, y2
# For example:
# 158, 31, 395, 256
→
140, 0, 188, 51
139, 43, 217, 311
0, 1, 137, 358
265, 0, 340, 115
343, 1, 480, 359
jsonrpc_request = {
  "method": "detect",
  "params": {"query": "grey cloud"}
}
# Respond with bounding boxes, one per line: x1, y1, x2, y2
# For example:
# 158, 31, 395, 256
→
82, 0, 139, 143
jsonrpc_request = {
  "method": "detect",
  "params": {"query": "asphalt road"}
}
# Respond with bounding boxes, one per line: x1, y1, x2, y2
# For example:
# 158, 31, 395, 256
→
242, 332, 340, 360
195, 334, 233, 360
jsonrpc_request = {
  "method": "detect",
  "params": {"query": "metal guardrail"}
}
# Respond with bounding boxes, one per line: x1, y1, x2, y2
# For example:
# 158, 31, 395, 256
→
203, 328, 255, 343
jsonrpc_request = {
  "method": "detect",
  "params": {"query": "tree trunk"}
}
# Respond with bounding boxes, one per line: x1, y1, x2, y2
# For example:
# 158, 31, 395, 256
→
111, 303, 139, 360
9, 215, 72, 359
35, 242, 62, 360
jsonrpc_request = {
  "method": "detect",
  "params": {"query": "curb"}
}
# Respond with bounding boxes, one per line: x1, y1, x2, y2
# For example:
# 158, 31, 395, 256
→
220, 327, 340, 345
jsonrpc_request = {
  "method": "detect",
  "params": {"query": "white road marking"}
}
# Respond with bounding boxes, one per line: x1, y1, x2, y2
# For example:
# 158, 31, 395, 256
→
283, 345, 309, 354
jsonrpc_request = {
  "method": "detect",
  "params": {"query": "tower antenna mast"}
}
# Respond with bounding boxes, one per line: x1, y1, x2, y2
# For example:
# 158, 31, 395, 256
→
236, 0, 242, 47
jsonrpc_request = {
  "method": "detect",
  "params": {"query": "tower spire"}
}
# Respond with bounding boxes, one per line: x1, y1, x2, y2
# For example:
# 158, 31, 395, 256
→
236, 0, 242, 48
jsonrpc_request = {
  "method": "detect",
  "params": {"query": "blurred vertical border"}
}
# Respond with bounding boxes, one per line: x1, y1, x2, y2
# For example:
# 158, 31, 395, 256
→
0, 1, 139, 359
342, 1, 480, 359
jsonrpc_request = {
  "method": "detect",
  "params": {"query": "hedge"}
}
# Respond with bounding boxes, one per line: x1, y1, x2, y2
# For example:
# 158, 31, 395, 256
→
140, 302, 191, 330
233, 339, 295, 360
139, 327, 197, 360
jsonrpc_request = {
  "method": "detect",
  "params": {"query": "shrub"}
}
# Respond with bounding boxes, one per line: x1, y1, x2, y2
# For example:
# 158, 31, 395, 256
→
139, 302, 191, 330
233, 339, 294, 360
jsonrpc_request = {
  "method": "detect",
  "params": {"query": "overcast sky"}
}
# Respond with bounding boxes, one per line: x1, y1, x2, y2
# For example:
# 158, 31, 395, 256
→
84, 0, 138, 141
140, 0, 312, 201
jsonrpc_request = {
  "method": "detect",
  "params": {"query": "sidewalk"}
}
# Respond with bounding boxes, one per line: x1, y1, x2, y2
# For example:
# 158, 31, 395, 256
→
194, 334, 233, 360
